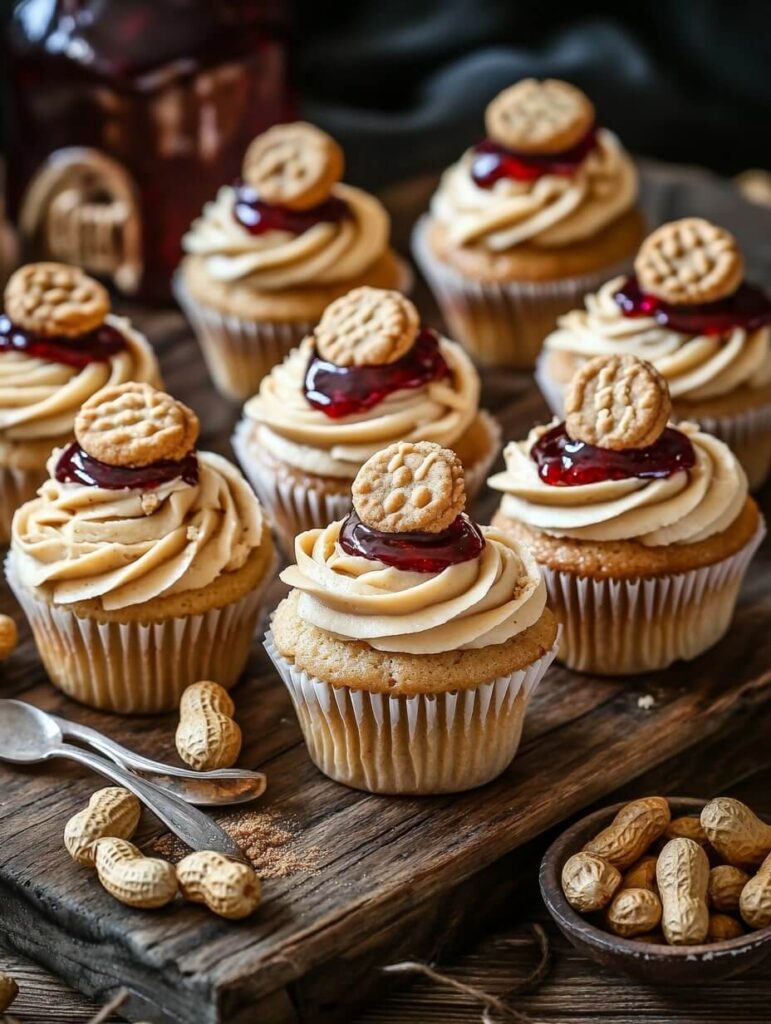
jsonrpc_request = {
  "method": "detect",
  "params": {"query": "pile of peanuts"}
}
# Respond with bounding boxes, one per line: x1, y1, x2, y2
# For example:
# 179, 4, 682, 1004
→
561, 796, 771, 945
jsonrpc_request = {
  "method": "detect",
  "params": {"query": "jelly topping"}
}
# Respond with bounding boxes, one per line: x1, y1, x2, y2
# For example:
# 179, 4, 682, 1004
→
338, 509, 485, 573
614, 275, 771, 336
0, 315, 125, 368
531, 423, 695, 486
233, 183, 350, 235
303, 328, 451, 419
471, 125, 598, 187
55, 442, 199, 490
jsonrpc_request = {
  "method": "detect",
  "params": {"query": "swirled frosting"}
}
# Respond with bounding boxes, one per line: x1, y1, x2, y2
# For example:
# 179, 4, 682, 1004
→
431, 130, 637, 251
280, 520, 546, 653
11, 450, 264, 610
182, 183, 390, 290
0, 316, 160, 442
545, 277, 771, 400
243, 335, 481, 478
488, 421, 747, 546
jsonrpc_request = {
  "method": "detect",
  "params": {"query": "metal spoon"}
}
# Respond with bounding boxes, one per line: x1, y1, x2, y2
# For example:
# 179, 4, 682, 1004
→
52, 714, 266, 806
0, 700, 245, 861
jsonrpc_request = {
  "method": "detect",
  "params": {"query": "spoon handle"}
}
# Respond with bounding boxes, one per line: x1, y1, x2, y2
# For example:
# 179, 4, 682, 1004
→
56, 742, 246, 861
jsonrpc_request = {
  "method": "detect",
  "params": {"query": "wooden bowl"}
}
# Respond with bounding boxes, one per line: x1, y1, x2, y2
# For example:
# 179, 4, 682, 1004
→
539, 797, 771, 984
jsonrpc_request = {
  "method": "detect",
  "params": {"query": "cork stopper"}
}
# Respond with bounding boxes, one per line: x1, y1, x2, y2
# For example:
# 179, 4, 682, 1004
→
634, 218, 743, 305
564, 354, 671, 451
75, 382, 200, 467
242, 121, 344, 210
5, 262, 109, 338
352, 441, 466, 534
485, 78, 595, 154
314, 287, 420, 367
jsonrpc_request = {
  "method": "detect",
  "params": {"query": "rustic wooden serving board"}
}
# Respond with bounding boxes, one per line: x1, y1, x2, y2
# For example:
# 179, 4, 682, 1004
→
1, 167, 771, 1024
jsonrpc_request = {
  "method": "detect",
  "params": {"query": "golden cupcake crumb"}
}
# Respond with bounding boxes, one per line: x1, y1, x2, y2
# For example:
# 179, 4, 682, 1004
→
314, 286, 419, 366
5, 262, 109, 338
352, 440, 465, 534
565, 354, 671, 451
634, 218, 743, 305
242, 121, 343, 211
485, 78, 595, 154
75, 381, 199, 467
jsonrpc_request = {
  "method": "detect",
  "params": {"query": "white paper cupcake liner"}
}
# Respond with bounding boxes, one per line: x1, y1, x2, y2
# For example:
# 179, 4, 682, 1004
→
541, 520, 765, 675
6, 552, 274, 714
0, 464, 46, 545
412, 215, 634, 370
173, 274, 312, 403
264, 626, 559, 794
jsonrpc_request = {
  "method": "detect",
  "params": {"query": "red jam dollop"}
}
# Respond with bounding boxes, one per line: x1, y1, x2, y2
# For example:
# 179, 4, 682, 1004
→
0, 314, 126, 368
614, 275, 771, 336
233, 183, 350, 235
471, 125, 598, 187
55, 442, 199, 490
531, 423, 695, 486
304, 328, 452, 419
338, 509, 485, 573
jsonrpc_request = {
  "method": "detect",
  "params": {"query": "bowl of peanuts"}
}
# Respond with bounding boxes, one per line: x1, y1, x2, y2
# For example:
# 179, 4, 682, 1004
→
539, 796, 771, 983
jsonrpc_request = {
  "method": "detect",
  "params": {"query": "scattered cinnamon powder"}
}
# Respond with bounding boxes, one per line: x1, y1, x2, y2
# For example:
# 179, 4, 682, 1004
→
149, 810, 319, 879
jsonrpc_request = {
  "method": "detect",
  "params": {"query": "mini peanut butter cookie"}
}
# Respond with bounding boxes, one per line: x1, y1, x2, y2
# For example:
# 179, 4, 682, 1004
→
5, 262, 109, 338
314, 287, 420, 366
75, 382, 200, 467
565, 354, 671, 451
242, 122, 344, 211
352, 441, 465, 534
634, 218, 743, 305
485, 79, 595, 154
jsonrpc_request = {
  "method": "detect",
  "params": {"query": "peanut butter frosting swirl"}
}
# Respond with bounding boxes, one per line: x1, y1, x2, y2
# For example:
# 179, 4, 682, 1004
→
243, 334, 481, 478
430, 130, 637, 251
182, 184, 390, 290
488, 420, 747, 546
280, 521, 546, 654
11, 450, 264, 610
0, 316, 160, 443
544, 277, 771, 400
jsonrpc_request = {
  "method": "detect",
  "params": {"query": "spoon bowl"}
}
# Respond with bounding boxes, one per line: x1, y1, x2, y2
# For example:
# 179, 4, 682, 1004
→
0, 699, 64, 763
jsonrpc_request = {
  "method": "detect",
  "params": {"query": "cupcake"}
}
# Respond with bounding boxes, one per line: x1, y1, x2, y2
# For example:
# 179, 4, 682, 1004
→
412, 78, 644, 368
176, 121, 408, 401
7, 382, 275, 713
488, 354, 764, 675
233, 286, 501, 553
537, 218, 771, 489
265, 440, 558, 794
0, 262, 160, 543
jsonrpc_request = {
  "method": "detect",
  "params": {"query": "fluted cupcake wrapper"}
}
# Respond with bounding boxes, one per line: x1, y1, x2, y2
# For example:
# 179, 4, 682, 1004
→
264, 627, 559, 795
535, 352, 771, 491
173, 274, 311, 403
0, 464, 47, 545
233, 413, 502, 556
542, 520, 765, 676
6, 552, 274, 714
412, 216, 633, 370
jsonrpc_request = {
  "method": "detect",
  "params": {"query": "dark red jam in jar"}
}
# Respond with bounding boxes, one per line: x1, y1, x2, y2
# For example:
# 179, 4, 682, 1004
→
338, 509, 485, 573
531, 423, 695, 486
233, 184, 350, 235
614, 275, 771, 336
55, 443, 199, 490
471, 125, 598, 187
304, 328, 452, 419
0, 315, 126, 368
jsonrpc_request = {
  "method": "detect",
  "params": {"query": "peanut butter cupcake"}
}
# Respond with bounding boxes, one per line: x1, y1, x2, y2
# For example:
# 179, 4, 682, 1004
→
7, 382, 274, 713
265, 440, 558, 794
489, 355, 764, 675
176, 121, 408, 401
233, 287, 501, 553
413, 79, 644, 368
0, 262, 160, 543
537, 218, 771, 489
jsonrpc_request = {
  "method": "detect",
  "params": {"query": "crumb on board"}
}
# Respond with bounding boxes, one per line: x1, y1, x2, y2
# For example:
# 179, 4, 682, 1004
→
637, 694, 656, 711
